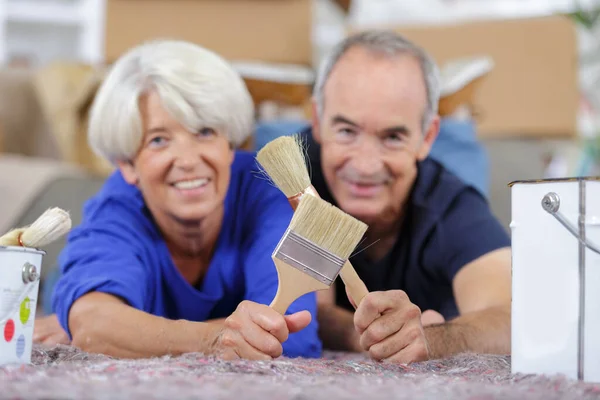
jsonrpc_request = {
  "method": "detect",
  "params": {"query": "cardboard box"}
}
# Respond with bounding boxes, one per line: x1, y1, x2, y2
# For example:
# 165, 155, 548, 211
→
355, 16, 579, 139
105, 0, 313, 65
510, 177, 600, 382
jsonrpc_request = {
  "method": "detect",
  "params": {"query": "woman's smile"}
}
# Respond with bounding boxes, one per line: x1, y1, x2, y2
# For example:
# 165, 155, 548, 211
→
170, 177, 212, 198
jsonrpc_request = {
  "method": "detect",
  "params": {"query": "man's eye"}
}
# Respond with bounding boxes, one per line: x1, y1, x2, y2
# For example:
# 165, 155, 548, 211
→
339, 128, 354, 135
384, 131, 409, 149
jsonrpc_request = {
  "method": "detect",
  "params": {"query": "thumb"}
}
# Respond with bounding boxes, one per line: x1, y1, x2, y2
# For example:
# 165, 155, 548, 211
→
421, 309, 445, 327
284, 310, 312, 333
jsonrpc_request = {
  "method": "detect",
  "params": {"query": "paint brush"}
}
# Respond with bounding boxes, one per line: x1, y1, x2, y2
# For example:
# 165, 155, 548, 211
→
269, 194, 367, 314
0, 207, 72, 248
257, 134, 370, 307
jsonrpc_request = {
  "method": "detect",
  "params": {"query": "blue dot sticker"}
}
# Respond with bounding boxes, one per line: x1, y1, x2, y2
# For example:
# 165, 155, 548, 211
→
16, 334, 25, 358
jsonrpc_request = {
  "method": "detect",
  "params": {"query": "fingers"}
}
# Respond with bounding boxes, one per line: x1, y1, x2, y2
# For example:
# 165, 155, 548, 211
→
383, 336, 430, 364
358, 304, 418, 350
214, 301, 313, 361
33, 315, 69, 344
215, 301, 295, 360
354, 291, 410, 334
354, 291, 431, 364
42, 331, 71, 346
225, 311, 283, 358
241, 302, 289, 343
367, 318, 427, 361
216, 328, 273, 361
284, 310, 311, 333
33, 329, 48, 343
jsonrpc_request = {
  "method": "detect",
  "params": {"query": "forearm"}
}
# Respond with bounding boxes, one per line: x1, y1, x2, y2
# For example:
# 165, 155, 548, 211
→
69, 292, 221, 359
424, 304, 510, 359
317, 303, 360, 352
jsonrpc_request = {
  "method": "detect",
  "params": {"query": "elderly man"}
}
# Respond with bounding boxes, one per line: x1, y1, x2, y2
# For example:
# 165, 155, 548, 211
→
304, 30, 512, 363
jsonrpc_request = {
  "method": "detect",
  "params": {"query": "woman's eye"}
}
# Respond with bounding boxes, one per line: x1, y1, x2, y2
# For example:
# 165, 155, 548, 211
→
197, 127, 216, 137
148, 136, 167, 147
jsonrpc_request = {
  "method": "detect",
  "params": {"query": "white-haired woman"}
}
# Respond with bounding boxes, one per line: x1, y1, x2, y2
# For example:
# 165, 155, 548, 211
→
40, 40, 321, 360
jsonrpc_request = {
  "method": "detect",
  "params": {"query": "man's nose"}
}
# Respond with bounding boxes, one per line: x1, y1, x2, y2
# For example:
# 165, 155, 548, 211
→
349, 138, 383, 175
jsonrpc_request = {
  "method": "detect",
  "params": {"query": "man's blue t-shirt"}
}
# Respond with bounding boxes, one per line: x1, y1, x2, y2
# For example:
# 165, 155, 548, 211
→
51, 150, 322, 358
301, 129, 510, 319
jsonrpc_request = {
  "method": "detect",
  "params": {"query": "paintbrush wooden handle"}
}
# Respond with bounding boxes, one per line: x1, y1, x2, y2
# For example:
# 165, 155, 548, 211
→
288, 185, 369, 309
269, 257, 329, 314
339, 261, 368, 307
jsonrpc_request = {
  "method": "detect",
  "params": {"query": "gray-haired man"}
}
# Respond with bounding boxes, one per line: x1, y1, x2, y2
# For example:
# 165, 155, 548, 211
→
304, 30, 512, 363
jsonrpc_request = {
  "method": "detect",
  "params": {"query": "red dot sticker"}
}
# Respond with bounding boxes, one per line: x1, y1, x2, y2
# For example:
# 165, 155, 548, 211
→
4, 319, 15, 342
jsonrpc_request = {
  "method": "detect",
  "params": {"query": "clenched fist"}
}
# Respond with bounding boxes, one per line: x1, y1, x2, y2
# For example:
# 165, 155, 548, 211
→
210, 300, 311, 360
354, 290, 430, 364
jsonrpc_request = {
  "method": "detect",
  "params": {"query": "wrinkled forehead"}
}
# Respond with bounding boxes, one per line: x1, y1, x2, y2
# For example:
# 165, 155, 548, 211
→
322, 50, 428, 125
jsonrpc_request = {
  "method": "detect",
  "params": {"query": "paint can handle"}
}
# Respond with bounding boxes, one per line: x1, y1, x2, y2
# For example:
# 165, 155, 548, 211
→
542, 192, 600, 255
0, 262, 39, 325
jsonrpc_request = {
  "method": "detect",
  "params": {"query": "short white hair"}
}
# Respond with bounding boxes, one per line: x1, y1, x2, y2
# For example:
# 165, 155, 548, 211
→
89, 39, 255, 162
314, 30, 440, 133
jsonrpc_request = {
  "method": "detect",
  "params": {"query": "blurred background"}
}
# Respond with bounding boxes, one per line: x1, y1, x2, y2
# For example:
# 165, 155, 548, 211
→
0, 0, 599, 292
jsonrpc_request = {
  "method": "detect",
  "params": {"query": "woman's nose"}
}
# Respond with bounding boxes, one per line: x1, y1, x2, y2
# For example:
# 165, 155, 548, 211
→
172, 137, 200, 170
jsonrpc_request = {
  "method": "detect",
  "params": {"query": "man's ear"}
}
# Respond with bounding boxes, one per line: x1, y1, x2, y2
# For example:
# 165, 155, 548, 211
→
417, 115, 440, 161
117, 160, 139, 185
310, 98, 322, 144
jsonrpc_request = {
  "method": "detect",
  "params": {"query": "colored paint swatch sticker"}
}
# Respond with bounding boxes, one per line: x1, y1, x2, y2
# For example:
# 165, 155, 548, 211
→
15, 334, 25, 358
19, 297, 31, 325
4, 319, 14, 342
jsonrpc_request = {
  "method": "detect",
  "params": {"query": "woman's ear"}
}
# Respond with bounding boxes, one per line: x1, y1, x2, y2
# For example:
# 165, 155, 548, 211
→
117, 160, 139, 185
227, 144, 235, 165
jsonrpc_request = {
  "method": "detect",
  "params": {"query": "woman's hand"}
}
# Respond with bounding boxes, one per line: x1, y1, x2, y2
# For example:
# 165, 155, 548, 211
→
211, 300, 311, 360
33, 314, 71, 346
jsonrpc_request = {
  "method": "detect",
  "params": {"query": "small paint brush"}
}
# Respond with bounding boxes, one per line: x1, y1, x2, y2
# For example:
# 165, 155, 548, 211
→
257, 135, 370, 307
0, 207, 72, 248
269, 194, 368, 314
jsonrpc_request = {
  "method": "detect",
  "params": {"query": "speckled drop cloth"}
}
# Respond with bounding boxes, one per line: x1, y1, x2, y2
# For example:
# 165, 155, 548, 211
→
2, 344, 600, 399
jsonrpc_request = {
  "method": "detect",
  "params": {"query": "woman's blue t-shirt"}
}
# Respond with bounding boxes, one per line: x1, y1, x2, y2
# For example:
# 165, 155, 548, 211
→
51, 150, 322, 358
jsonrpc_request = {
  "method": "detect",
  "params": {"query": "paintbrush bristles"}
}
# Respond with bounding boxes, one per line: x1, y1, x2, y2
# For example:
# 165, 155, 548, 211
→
0, 207, 72, 248
256, 135, 311, 197
290, 195, 367, 261
21, 207, 72, 247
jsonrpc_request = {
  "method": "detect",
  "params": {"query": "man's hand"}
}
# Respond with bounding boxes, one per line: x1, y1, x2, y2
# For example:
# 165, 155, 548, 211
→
354, 291, 429, 364
211, 301, 311, 361
421, 309, 445, 326
33, 314, 71, 346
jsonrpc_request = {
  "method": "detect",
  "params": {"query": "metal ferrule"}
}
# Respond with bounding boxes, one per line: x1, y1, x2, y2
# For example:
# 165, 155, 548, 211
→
273, 228, 345, 286
287, 185, 320, 210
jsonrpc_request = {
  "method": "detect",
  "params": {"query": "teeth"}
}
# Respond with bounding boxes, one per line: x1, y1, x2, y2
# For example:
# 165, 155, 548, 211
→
174, 178, 209, 190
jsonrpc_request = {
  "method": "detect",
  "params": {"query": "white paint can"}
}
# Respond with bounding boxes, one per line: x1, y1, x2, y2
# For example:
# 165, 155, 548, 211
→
0, 245, 44, 365
511, 177, 600, 382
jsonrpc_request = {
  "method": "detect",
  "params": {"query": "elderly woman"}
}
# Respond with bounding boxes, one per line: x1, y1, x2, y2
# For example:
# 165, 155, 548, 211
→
43, 40, 321, 360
